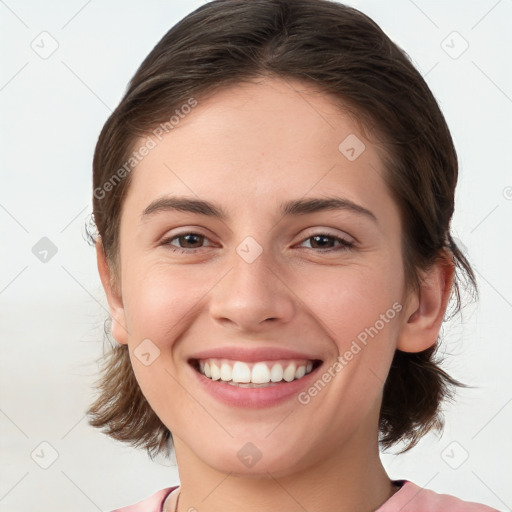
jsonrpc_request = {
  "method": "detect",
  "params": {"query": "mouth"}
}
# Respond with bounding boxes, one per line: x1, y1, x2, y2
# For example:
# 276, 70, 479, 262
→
189, 358, 323, 388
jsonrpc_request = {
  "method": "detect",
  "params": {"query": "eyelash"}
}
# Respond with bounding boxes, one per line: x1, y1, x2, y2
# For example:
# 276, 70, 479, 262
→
160, 231, 355, 254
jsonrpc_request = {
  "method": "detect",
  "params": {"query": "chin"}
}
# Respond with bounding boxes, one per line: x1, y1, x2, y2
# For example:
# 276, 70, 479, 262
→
197, 438, 313, 478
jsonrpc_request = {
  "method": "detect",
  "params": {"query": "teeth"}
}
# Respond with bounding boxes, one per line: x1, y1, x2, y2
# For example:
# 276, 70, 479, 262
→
210, 362, 221, 380
283, 362, 296, 382
220, 363, 232, 381
251, 362, 270, 384
270, 363, 283, 382
195, 358, 316, 384
232, 361, 251, 383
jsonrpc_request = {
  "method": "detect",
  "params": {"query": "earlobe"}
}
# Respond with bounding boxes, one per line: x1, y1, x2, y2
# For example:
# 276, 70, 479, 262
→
397, 253, 455, 353
95, 239, 129, 345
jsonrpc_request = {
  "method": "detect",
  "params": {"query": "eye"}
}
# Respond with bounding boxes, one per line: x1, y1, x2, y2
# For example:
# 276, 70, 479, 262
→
160, 231, 355, 254
297, 233, 355, 252
161, 232, 214, 253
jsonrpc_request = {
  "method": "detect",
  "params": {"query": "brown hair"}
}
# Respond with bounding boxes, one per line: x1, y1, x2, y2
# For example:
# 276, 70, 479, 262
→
86, 0, 477, 457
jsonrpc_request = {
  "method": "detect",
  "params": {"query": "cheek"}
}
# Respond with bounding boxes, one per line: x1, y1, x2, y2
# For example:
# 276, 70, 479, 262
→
122, 262, 214, 341
294, 264, 403, 421
300, 260, 404, 407
302, 261, 404, 343
121, 264, 200, 419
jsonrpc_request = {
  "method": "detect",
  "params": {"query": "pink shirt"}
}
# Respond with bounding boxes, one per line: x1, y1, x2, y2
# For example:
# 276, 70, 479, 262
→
110, 480, 499, 511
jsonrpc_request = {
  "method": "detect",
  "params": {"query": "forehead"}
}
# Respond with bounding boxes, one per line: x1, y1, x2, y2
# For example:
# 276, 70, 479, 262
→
122, 77, 396, 225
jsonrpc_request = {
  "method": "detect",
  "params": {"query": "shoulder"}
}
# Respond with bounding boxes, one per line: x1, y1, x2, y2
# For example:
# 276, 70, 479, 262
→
376, 480, 499, 512
108, 486, 177, 512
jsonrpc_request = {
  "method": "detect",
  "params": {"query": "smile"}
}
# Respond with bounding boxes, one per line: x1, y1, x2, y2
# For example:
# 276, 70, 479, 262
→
191, 358, 321, 387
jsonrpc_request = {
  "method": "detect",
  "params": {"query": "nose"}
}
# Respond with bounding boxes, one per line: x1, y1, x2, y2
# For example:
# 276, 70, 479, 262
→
208, 242, 296, 332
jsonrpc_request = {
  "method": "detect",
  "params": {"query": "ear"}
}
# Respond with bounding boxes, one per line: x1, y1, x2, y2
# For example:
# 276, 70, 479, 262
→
96, 239, 129, 345
397, 252, 455, 353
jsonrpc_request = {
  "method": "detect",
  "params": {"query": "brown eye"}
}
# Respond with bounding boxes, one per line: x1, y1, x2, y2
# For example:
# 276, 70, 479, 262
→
161, 232, 211, 253
174, 233, 204, 249
299, 233, 354, 251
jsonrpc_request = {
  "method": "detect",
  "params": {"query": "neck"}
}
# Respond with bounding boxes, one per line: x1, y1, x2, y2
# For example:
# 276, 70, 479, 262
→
169, 418, 395, 512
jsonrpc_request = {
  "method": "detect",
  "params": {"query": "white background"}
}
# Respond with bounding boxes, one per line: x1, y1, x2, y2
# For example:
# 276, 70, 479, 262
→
1, 0, 511, 511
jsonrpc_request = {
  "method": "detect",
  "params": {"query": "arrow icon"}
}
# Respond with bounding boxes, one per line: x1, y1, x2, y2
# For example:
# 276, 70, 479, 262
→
134, 339, 161, 366
338, 134, 365, 161
31, 441, 59, 469
32, 237, 58, 262
237, 442, 262, 467
236, 236, 263, 263
441, 441, 469, 469
440, 31, 469, 60
30, 31, 59, 60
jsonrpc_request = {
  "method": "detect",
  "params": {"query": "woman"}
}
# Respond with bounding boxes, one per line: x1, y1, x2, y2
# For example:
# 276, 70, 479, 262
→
87, 1, 497, 510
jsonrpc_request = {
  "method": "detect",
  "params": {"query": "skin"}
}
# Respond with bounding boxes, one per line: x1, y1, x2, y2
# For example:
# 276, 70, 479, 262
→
96, 77, 454, 512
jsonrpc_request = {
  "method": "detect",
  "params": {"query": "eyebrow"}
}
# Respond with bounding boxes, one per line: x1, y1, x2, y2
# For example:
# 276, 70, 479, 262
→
141, 195, 377, 223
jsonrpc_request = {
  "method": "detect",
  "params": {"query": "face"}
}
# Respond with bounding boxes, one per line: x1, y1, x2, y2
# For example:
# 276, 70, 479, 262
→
108, 77, 412, 477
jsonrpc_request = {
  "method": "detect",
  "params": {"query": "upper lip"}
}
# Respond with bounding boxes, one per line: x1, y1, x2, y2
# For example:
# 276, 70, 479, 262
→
188, 346, 323, 363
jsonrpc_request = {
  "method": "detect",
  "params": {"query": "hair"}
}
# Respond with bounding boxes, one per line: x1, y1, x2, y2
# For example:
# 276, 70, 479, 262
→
86, 0, 477, 457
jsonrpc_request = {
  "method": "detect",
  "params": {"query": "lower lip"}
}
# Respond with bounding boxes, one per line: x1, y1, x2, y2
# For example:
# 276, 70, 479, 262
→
189, 362, 323, 408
